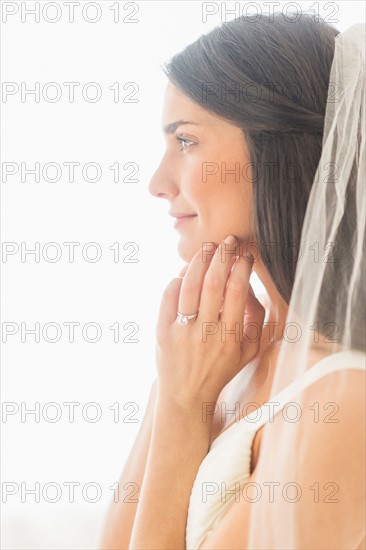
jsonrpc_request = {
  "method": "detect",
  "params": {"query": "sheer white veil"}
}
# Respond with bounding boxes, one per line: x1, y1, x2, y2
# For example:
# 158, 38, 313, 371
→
246, 22, 366, 549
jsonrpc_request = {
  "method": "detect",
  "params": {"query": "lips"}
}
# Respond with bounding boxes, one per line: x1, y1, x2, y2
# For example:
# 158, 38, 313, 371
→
170, 213, 197, 229
169, 211, 197, 219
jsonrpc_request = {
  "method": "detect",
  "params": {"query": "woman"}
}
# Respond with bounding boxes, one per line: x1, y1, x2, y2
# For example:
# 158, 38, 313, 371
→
101, 13, 365, 549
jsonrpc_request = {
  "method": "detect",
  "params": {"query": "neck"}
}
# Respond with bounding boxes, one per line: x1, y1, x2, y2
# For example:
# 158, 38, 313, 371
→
252, 257, 289, 347
229, 256, 288, 394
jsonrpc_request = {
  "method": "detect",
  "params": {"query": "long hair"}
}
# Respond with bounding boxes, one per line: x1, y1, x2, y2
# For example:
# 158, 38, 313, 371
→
162, 13, 340, 305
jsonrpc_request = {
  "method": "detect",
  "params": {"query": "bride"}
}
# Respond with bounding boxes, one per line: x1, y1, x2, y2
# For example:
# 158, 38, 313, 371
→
100, 12, 365, 550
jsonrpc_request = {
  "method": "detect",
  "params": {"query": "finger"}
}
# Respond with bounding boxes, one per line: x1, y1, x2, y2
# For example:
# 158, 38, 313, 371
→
156, 277, 184, 335
220, 255, 254, 331
178, 264, 189, 277
198, 235, 239, 322
178, 242, 217, 316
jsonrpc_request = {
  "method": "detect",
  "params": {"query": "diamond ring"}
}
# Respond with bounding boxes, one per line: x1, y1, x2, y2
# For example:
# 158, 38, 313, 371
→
176, 311, 199, 325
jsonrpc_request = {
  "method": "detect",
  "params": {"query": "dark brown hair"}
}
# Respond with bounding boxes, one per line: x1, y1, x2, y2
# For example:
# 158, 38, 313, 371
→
162, 13, 340, 305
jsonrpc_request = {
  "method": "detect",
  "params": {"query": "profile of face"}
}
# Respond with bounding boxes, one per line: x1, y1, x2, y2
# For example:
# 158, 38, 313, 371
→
148, 82, 255, 264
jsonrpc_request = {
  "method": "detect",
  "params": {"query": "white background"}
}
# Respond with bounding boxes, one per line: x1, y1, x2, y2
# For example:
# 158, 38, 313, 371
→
1, 1, 365, 548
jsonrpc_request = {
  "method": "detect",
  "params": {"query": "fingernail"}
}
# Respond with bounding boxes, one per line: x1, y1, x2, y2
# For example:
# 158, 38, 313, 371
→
224, 235, 236, 245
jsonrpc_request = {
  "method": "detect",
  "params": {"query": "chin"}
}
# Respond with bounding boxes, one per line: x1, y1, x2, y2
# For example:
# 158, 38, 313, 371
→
177, 238, 197, 264
177, 234, 222, 264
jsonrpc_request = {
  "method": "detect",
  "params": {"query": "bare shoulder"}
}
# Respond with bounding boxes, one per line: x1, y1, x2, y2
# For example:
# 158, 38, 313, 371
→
298, 363, 365, 417
274, 363, 366, 449
269, 364, 366, 477
200, 364, 366, 550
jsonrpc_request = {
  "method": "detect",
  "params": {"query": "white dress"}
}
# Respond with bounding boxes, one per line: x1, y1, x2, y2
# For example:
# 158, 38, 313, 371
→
185, 349, 366, 549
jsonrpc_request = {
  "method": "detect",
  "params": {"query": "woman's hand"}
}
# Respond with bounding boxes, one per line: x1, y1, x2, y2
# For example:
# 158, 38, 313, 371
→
155, 235, 266, 406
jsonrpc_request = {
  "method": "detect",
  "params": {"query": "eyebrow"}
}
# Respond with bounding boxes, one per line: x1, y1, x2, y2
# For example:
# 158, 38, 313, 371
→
163, 120, 199, 135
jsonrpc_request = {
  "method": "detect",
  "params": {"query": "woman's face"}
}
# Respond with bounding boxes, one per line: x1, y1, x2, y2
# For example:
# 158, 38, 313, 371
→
149, 82, 254, 263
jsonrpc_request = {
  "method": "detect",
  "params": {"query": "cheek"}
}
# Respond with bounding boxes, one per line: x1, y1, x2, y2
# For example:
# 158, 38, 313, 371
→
181, 163, 207, 205
181, 149, 252, 229
184, 176, 251, 228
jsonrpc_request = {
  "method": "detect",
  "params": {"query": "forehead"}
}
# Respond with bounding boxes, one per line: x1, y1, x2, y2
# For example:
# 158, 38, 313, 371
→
160, 82, 247, 144
162, 82, 209, 126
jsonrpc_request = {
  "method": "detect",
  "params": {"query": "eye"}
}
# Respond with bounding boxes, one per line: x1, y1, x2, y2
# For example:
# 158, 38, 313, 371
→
175, 135, 195, 151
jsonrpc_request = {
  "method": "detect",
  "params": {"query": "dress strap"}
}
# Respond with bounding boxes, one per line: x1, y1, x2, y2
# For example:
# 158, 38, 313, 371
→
249, 349, 366, 430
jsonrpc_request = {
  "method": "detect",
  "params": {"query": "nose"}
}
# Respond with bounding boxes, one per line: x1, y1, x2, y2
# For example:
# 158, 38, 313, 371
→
148, 156, 178, 200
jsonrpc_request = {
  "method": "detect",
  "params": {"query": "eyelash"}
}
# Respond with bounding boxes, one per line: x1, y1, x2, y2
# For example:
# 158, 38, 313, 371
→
175, 135, 195, 151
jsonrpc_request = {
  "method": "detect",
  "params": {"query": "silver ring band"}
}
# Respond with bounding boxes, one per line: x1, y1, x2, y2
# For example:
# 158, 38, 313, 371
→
176, 311, 199, 325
